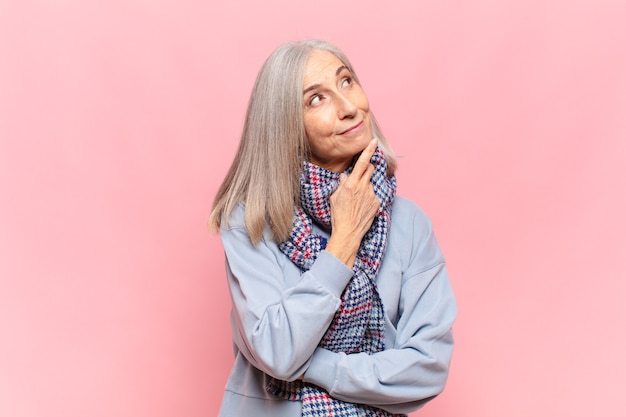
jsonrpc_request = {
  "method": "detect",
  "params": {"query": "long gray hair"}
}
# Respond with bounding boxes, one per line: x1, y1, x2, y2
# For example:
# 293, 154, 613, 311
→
208, 39, 396, 244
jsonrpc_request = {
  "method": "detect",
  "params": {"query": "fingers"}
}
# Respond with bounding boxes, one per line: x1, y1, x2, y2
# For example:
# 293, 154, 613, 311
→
351, 138, 378, 178
337, 160, 375, 195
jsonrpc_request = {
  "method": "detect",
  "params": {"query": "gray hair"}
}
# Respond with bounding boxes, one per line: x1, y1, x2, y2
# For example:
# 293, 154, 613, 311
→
209, 39, 396, 244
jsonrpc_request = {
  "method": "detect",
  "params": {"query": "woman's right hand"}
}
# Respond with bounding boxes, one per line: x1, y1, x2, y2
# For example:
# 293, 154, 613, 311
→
325, 138, 380, 269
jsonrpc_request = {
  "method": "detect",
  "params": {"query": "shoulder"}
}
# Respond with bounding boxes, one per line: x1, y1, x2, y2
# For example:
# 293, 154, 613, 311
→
221, 203, 276, 243
391, 196, 433, 233
222, 202, 247, 230
388, 196, 444, 271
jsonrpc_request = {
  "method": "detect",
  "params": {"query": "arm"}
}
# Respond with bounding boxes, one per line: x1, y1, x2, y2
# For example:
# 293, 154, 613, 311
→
223, 140, 381, 382
302, 206, 457, 414
221, 207, 354, 381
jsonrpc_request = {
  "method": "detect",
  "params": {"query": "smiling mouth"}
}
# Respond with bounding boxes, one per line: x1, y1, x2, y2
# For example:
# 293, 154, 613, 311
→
339, 120, 364, 135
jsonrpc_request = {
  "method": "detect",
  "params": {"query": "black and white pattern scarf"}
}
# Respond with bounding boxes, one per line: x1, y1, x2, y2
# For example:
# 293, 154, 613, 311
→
267, 147, 405, 417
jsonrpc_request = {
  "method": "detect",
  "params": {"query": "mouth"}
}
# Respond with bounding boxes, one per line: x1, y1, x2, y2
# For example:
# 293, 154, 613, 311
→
338, 120, 364, 135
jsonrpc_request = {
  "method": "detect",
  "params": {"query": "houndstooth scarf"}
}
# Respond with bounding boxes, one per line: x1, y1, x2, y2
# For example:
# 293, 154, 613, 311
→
266, 147, 406, 417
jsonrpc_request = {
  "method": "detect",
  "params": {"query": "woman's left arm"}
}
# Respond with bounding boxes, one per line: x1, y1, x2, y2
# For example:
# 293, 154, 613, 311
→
302, 204, 457, 414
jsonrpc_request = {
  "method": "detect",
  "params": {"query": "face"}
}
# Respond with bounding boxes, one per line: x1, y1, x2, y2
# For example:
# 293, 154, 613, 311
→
302, 50, 372, 172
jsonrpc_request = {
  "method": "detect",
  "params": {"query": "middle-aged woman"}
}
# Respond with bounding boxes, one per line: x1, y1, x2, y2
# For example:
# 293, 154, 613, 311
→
209, 39, 457, 416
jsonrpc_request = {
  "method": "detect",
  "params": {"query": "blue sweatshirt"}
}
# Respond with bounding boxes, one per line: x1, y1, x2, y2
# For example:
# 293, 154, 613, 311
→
218, 196, 457, 416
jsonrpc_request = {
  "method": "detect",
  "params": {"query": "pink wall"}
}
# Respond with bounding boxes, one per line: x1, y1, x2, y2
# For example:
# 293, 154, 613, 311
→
1, 1, 625, 416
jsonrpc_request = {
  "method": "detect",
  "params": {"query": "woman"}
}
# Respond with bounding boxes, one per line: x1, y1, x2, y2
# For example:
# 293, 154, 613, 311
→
209, 39, 456, 417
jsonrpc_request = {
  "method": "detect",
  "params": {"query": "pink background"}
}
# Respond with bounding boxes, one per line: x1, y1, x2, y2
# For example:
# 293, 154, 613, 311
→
1, 1, 625, 416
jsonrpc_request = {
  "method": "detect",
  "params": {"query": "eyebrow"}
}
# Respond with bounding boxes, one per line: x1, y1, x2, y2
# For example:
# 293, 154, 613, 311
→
302, 65, 349, 95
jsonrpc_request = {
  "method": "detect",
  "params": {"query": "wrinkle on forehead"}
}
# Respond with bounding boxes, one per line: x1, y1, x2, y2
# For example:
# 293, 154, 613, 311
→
303, 50, 346, 92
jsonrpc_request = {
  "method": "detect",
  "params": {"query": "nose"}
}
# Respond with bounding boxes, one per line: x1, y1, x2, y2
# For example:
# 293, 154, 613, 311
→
336, 92, 357, 119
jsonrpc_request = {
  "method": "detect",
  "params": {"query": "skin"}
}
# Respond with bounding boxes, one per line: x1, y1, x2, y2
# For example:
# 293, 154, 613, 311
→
302, 50, 380, 269
303, 50, 373, 172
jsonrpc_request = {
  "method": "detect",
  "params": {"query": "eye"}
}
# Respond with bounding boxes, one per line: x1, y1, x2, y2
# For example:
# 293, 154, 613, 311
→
308, 94, 323, 106
341, 76, 353, 88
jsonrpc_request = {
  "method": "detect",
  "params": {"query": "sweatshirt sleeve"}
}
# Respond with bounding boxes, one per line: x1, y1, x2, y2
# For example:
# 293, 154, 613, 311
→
302, 203, 457, 414
221, 205, 354, 381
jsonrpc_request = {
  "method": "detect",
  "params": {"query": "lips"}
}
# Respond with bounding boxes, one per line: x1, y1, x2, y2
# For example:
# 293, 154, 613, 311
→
339, 120, 364, 135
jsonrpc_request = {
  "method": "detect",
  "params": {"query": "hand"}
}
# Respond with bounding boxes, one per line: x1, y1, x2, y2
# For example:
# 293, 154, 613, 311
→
325, 139, 380, 268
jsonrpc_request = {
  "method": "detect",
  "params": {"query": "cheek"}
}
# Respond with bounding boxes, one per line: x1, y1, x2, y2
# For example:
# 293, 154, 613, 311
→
356, 89, 370, 111
348, 83, 370, 111
303, 115, 317, 141
304, 110, 334, 139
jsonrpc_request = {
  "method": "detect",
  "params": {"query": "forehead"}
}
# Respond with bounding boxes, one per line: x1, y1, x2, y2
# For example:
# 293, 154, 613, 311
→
303, 50, 345, 84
